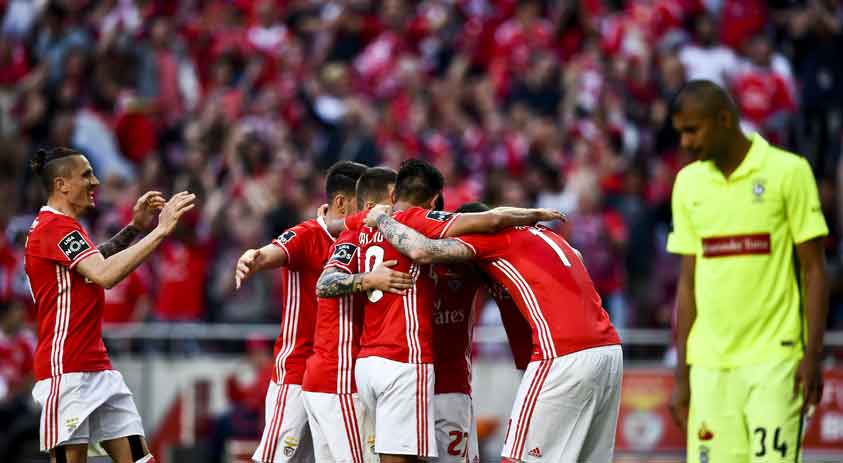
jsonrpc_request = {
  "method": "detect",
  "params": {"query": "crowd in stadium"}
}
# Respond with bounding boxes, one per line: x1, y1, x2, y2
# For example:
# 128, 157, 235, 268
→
1, 0, 843, 441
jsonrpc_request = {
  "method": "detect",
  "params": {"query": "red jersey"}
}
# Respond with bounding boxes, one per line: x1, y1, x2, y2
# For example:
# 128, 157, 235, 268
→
25, 207, 111, 380
303, 229, 364, 394
270, 216, 334, 385
345, 207, 460, 364
431, 264, 482, 395
455, 225, 620, 361
485, 280, 533, 370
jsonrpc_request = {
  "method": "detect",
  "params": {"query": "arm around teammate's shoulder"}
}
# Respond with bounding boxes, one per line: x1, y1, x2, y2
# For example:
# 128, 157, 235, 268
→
441, 207, 565, 237
76, 192, 196, 289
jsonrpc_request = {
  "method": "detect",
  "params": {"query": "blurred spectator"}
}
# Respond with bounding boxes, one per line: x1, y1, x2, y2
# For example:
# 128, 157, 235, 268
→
0, 300, 39, 462
1, 0, 841, 350
678, 14, 739, 87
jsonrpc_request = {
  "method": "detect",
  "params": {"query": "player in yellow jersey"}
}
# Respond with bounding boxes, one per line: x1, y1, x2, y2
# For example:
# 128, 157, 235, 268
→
666, 80, 829, 463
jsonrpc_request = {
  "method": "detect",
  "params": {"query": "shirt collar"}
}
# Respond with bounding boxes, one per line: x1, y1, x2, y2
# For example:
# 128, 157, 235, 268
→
40, 206, 66, 216
317, 215, 335, 242
703, 132, 766, 181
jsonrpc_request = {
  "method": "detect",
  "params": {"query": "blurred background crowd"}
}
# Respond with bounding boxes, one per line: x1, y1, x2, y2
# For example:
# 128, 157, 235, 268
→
1, 0, 843, 424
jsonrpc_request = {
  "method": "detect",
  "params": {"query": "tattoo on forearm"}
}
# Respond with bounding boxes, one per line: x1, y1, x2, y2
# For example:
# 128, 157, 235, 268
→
317, 268, 365, 297
375, 214, 473, 262
97, 225, 142, 258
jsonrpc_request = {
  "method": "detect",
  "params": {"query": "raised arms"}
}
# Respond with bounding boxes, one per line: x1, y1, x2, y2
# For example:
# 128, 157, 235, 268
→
76, 192, 196, 289
97, 191, 165, 258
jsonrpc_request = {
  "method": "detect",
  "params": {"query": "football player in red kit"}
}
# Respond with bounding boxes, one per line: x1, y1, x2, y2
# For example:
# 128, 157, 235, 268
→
367, 202, 622, 463
25, 147, 195, 463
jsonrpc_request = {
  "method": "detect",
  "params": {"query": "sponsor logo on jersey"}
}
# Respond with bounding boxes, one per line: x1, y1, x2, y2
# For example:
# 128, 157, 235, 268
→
698, 422, 714, 441
330, 243, 358, 266
434, 308, 466, 325
528, 447, 542, 457
277, 230, 296, 244
701, 233, 771, 257
58, 230, 91, 261
426, 210, 454, 222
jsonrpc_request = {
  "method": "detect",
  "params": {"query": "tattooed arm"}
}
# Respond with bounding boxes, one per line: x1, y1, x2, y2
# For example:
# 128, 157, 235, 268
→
441, 207, 566, 237
373, 213, 475, 264
316, 268, 368, 297
98, 190, 168, 258
316, 262, 413, 298
97, 225, 142, 258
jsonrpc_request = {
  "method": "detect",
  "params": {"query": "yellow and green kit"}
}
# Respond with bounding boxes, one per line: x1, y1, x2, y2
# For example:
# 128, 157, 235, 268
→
667, 133, 828, 462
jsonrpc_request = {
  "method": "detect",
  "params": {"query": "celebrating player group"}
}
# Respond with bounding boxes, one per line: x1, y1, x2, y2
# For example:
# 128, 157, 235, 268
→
234, 159, 623, 463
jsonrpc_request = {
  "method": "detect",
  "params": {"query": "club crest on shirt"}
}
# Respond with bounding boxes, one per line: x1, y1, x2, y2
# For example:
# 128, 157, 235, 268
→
330, 243, 358, 266
277, 230, 296, 244
752, 179, 766, 202
698, 422, 714, 441
426, 210, 453, 222
58, 230, 90, 261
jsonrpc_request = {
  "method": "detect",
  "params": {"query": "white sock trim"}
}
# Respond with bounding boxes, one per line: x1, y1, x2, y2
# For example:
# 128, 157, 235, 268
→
135, 455, 153, 463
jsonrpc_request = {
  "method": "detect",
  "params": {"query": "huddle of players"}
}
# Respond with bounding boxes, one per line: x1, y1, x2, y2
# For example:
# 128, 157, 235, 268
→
235, 158, 623, 463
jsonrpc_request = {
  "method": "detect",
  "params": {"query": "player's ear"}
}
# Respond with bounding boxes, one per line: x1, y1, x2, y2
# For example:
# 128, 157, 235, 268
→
389, 188, 397, 205
333, 194, 345, 214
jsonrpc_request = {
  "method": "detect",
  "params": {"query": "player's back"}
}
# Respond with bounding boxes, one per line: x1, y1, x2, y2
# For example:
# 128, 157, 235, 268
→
347, 207, 460, 365
270, 217, 336, 384
457, 225, 620, 360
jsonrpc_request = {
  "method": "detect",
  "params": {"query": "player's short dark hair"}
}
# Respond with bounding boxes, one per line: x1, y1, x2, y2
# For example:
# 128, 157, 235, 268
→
394, 159, 444, 207
671, 79, 740, 121
456, 201, 490, 213
30, 147, 83, 193
325, 161, 368, 199
356, 167, 397, 210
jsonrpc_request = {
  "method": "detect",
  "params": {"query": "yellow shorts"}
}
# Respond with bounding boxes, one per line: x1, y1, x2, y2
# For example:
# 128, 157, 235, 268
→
687, 358, 805, 463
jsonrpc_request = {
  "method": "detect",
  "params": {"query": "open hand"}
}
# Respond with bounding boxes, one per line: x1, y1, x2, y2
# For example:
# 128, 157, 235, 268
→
156, 191, 196, 236
130, 191, 166, 230
365, 204, 393, 227
535, 209, 567, 223
365, 259, 412, 294
235, 248, 262, 290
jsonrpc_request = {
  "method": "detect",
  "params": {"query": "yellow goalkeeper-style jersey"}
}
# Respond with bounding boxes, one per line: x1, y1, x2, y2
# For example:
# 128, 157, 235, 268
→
667, 133, 828, 368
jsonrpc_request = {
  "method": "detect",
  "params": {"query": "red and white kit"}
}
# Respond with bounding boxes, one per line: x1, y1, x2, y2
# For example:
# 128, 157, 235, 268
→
25, 207, 145, 451
253, 216, 333, 463
302, 229, 373, 463
430, 264, 481, 463
347, 207, 460, 458
455, 225, 623, 462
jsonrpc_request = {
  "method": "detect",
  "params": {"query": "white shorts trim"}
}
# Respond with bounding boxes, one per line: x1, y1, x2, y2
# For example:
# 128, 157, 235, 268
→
253, 382, 312, 463
355, 356, 437, 457
32, 370, 144, 452
501, 345, 623, 462
303, 391, 377, 463
432, 393, 479, 463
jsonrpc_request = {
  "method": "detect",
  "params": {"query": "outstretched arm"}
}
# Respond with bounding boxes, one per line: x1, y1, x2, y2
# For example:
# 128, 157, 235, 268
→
315, 261, 413, 298
442, 207, 565, 237
77, 192, 196, 289
98, 191, 166, 257
372, 212, 474, 264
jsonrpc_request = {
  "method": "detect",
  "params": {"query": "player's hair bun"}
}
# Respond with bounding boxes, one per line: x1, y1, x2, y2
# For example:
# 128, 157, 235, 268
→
30, 149, 48, 175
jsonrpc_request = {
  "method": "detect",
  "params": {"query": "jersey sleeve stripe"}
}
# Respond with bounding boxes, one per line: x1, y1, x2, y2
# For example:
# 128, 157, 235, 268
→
325, 262, 354, 274
451, 238, 477, 256
69, 248, 99, 269
270, 240, 292, 265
